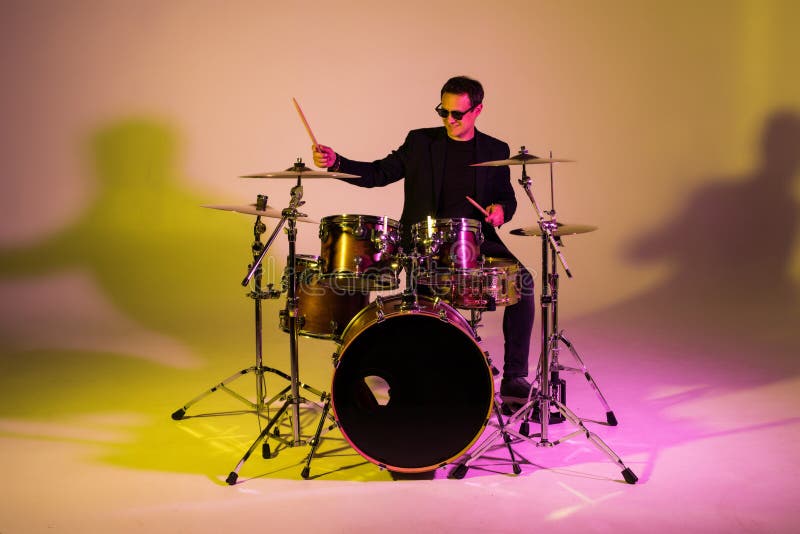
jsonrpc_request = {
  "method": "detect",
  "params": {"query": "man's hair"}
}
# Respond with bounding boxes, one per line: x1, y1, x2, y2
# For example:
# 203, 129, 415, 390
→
441, 76, 484, 107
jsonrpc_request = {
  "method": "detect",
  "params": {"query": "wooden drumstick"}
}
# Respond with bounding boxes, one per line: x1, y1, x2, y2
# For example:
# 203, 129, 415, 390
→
292, 97, 319, 147
466, 195, 491, 217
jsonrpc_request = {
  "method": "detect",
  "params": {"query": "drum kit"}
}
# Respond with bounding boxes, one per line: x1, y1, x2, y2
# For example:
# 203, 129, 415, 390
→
171, 148, 638, 485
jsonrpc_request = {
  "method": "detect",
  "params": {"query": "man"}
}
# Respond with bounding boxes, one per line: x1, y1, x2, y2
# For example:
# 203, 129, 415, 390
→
312, 75, 534, 409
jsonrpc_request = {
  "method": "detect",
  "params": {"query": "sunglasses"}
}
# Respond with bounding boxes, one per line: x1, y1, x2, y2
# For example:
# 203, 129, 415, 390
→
435, 103, 477, 120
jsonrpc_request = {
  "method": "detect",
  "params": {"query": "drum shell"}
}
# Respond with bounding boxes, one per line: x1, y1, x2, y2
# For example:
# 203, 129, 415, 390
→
279, 255, 370, 340
411, 217, 484, 270
331, 294, 493, 472
318, 214, 402, 291
419, 258, 520, 310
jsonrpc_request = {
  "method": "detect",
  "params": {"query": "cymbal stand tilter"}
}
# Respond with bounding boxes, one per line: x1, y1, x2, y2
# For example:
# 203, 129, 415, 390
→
226, 174, 328, 485
171, 194, 291, 421
512, 148, 637, 483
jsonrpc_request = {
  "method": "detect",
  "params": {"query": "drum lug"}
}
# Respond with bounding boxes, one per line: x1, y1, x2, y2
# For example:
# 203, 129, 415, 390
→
432, 235, 443, 255
375, 295, 385, 322
354, 217, 366, 238
431, 298, 448, 322
371, 229, 387, 253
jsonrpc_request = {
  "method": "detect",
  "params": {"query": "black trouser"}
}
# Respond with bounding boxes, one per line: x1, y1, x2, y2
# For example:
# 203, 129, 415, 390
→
481, 240, 536, 379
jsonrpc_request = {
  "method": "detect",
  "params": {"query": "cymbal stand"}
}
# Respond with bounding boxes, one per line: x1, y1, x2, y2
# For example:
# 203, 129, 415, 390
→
171, 194, 289, 421
226, 175, 328, 485
511, 148, 637, 483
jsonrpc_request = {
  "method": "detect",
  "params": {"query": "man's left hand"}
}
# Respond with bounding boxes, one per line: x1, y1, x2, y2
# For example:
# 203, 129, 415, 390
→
486, 204, 505, 227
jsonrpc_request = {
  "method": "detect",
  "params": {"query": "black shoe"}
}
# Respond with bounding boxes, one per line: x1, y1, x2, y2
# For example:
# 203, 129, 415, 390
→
500, 377, 531, 406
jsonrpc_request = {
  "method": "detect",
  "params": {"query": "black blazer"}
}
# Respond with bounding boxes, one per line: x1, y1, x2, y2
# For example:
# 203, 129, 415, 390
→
336, 127, 516, 250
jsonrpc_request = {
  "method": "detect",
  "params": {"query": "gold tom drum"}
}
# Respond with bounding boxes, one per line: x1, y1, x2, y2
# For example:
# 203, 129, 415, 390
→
331, 294, 493, 472
318, 214, 402, 291
279, 255, 370, 340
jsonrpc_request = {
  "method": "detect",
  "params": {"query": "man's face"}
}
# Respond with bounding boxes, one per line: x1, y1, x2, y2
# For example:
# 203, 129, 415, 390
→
440, 92, 482, 141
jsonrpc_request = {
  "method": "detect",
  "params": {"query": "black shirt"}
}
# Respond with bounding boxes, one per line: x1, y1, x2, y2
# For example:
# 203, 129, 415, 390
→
436, 136, 477, 219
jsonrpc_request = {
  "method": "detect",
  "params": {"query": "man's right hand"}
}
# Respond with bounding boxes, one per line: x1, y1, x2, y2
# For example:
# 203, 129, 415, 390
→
312, 144, 337, 168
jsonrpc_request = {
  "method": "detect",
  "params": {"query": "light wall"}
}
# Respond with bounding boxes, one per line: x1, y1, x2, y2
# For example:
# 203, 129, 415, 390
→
1, 1, 799, 385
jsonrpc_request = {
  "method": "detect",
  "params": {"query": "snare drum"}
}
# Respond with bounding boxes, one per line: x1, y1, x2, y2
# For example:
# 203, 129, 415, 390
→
411, 217, 484, 270
418, 258, 520, 310
331, 294, 493, 472
279, 255, 370, 340
319, 214, 402, 291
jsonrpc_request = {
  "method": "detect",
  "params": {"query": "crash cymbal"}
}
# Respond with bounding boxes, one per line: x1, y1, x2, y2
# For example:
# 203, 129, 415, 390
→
240, 162, 360, 179
202, 204, 319, 223
472, 154, 574, 167
510, 222, 597, 237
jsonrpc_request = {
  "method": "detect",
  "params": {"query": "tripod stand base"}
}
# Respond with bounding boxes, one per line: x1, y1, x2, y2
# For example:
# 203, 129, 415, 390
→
170, 364, 293, 420
622, 467, 638, 484
447, 399, 524, 480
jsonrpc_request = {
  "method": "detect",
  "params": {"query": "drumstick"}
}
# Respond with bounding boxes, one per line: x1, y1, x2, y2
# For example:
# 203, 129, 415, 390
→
466, 195, 491, 217
292, 97, 319, 148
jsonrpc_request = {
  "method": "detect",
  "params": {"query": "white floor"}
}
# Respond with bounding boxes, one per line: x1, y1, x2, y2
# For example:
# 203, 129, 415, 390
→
2, 287, 799, 534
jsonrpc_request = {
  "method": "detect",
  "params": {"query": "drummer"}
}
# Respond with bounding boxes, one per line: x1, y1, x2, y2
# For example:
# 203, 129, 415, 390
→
312, 75, 535, 411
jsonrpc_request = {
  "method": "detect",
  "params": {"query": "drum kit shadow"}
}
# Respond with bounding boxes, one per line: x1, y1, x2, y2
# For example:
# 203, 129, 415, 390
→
171, 149, 638, 485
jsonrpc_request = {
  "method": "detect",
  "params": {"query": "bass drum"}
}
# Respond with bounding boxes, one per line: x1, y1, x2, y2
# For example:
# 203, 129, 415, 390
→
331, 294, 493, 473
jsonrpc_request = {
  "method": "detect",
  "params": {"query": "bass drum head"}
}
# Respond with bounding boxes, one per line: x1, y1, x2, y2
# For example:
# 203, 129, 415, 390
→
331, 310, 493, 472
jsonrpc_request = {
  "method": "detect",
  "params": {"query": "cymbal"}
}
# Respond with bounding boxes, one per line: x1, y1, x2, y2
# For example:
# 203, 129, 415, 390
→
240, 162, 360, 179
202, 204, 319, 223
472, 154, 574, 167
510, 222, 597, 237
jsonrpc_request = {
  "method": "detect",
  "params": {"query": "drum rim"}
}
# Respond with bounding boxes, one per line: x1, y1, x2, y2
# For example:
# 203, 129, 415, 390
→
316, 272, 400, 292
420, 258, 520, 276
410, 217, 482, 230
320, 213, 401, 227
293, 253, 321, 262
331, 294, 493, 472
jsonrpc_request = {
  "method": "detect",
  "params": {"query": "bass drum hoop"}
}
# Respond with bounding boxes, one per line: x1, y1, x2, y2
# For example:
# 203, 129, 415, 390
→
331, 295, 494, 472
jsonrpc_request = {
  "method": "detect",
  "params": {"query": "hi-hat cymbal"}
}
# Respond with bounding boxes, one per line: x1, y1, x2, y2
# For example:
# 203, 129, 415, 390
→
240, 162, 360, 179
472, 154, 574, 167
202, 204, 319, 223
510, 223, 597, 237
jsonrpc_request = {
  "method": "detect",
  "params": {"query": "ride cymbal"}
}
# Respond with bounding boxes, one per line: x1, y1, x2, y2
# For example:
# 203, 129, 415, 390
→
472, 154, 574, 167
202, 204, 319, 223
510, 223, 597, 237
240, 162, 360, 179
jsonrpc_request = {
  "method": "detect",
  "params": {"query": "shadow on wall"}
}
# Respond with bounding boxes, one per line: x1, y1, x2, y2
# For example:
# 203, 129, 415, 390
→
628, 110, 799, 334
0, 118, 304, 477
0, 118, 258, 357
542, 111, 800, 484
577, 109, 800, 387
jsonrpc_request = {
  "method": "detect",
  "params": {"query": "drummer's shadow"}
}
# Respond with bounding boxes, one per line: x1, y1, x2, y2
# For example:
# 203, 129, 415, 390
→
0, 117, 252, 357
618, 108, 800, 370
0, 118, 275, 478
558, 110, 800, 481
